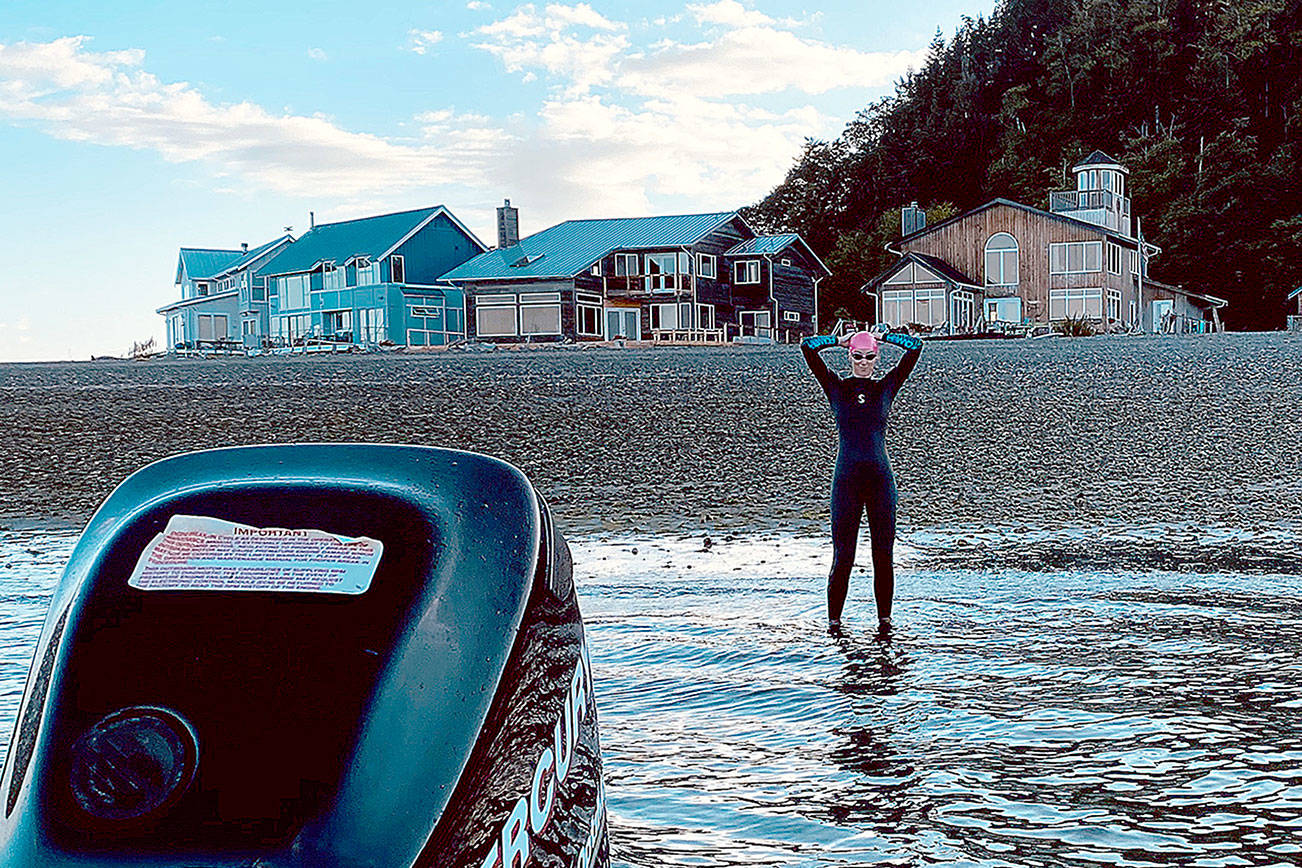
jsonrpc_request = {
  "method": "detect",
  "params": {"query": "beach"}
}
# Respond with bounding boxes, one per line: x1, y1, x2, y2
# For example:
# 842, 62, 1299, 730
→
3, 332, 1301, 544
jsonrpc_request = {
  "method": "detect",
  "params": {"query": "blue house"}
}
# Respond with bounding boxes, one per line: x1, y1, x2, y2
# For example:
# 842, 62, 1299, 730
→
257, 206, 486, 349
159, 235, 293, 351
440, 203, 829, 343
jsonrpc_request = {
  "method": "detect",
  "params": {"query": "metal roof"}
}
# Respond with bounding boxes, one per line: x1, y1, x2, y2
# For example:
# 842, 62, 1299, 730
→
725, 233, 832, 276
1074, 149, 1124, 169
176, 248, 244, 283
211, 235, 293, 278
1288, 286, 1302, 300
440, 211, 739, 281
258, 207, 446, 276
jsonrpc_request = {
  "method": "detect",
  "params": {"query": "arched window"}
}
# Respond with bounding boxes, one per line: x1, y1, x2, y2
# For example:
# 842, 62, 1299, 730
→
984, 233, 1019, 286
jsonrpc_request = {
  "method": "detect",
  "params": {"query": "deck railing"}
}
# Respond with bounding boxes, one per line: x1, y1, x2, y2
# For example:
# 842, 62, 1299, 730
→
1049, 189, 1131, 222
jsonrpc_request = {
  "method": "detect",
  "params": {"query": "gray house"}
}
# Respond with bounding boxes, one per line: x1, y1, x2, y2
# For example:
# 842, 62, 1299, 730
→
159, 236, 293, 350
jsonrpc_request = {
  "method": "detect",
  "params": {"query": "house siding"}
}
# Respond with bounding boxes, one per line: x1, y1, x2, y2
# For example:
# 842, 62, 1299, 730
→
394, 213, 485, 285
902, 203, 1139, 327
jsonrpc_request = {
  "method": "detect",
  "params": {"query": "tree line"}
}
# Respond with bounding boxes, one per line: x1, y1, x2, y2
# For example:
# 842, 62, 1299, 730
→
744, 0, 1302, 330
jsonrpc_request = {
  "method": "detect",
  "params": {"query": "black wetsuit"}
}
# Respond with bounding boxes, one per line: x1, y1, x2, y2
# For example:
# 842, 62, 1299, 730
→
801, 333, 923, 622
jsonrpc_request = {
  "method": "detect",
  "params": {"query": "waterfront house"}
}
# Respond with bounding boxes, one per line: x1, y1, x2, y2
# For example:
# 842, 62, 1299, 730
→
159, 235, 293, 351
866, 151, 1226, 334
1288, 286, 1302, 331
439, 203, 829, 343
257, 206, 486, 349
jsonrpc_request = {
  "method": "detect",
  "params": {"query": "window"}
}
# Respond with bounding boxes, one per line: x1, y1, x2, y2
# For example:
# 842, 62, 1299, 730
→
252, 279, 266, 302
323, 261, 344, 290
650, 303, 680, 330
1129, 249, 1140, 275
678, 252, 691, 274
913, 288, 947, 326
590, 261, 602, 276
614, 254, 639, 276
519, 292, 561, 335
781, 258, 792, 266
196, 282, 209, 296
576, 293, 603, 336
1050, 241, 1103, 274
783, 310, 800, 322
735, 260, 760, 284
1050, 287, 1104, 319
1107, 243, 1123, 275
984, 233, 1019, 285
355, 257, 378, 286
985, 297, 1023, 323
645, 252, 678, 292
360, 307, 388, 343
882, 289, 913, 326
280, 273, 310, 310
390, 255, 405, 284
477, 294, 517, 337
323, 310, 353, 338
197, 314, 228, 341
697, 253, 716, 279
1106, 289, 1122, 322
696, 304, 715, 329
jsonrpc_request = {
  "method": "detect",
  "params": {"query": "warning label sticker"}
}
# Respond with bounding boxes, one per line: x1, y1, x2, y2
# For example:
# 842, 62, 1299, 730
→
128, 515, 383, 594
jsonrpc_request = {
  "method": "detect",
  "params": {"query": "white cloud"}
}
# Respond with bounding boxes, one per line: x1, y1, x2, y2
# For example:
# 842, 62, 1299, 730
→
306, 47, 327, 61
407, 29, 444, 55
0, 10, 921, 232
467, 1, 491, 9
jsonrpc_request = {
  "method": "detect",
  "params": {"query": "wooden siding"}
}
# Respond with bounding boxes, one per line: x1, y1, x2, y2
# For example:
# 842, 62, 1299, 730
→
902, 202, 1140, 325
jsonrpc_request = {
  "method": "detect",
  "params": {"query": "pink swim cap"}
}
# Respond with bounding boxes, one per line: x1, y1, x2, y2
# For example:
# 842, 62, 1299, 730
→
847, 331, 878, 352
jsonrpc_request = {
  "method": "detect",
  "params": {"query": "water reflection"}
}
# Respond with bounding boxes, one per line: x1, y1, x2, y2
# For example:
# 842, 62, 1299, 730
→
5, 530, 1302, 866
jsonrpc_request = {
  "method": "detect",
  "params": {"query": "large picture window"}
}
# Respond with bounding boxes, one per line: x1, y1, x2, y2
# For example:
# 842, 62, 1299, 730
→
476, 294, 517, 337
519, 292, 561, 335
1050, 287, 1104, 319
984, 233, 1019, 285
1050, 241, 1103, 274
279, 273, 310, 310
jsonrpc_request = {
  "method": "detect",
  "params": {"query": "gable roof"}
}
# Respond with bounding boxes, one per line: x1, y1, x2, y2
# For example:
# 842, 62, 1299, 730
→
257, 206, 482, 277
440, 211, 740, 281
900, 197, 1143, 248
724, 233, 832, 275
176, 248, 245, 283
863, 251, 980, 291
210, 234, 294, 279
1074, 149, 1122, 168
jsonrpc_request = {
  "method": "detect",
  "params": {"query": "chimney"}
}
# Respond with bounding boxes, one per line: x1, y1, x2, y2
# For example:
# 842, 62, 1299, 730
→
496, 199, 519, 249
241, 242, 249, 253
901, 201, 926, 237
309, 210, 316, 230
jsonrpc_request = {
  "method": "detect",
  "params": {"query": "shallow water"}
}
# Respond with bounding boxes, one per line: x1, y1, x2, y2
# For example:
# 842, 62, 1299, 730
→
2, 528, 1301, 865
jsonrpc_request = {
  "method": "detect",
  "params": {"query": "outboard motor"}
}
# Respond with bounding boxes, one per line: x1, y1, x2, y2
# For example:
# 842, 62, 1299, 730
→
0, 445, 609, 867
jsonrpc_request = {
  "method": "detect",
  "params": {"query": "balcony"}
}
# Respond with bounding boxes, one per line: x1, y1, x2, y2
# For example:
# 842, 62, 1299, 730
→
604, 275, 689, 296
1049, 189, 1131, 233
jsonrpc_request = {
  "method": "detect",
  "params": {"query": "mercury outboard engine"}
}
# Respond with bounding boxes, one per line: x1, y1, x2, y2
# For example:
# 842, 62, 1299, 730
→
0, 444, 609, 867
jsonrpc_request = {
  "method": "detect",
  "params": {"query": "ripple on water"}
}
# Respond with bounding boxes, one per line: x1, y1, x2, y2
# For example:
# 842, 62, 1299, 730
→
1, 530, 1300, 866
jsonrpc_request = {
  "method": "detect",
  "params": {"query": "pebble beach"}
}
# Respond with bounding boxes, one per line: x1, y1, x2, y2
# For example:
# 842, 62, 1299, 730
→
2, 332, 1300, 547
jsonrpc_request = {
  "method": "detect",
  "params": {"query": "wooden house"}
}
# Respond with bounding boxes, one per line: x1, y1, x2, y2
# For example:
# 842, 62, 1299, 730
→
256, 206, 486, 349
438, 204, 829, 344
865, 151, 1226, 334
159, 235, 293, 351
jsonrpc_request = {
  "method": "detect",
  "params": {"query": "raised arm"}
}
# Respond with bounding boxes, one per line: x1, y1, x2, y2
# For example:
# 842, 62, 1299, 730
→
880, 331, 923, 399
800, 334, 841, 395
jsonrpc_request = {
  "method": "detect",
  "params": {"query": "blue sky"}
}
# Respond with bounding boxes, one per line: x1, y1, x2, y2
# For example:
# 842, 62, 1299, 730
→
0, 0, 991, 361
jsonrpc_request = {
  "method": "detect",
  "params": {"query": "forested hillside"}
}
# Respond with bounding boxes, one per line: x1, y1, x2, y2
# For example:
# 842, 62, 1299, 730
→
745, 0, 1302, 329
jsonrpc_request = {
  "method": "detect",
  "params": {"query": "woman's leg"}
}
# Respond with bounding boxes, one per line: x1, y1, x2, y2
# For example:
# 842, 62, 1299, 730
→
865, 474, 899, 621
828, 467, 865, 623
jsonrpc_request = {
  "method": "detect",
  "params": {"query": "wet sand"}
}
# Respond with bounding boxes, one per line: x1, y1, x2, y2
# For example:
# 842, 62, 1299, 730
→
2, 333, 1300, 538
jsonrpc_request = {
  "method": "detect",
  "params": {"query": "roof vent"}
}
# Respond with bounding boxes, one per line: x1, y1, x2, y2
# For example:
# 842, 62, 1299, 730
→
511, 253, 544, 267
241, 242, 249, 253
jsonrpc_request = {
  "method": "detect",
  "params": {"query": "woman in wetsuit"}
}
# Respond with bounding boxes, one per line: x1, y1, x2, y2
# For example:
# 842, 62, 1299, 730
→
801, 329, 923, 627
